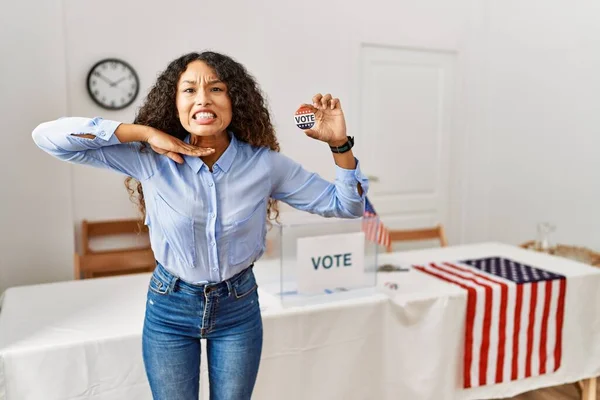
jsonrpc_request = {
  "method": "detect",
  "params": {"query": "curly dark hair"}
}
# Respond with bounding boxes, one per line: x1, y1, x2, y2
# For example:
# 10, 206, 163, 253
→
125, 51, 280, 223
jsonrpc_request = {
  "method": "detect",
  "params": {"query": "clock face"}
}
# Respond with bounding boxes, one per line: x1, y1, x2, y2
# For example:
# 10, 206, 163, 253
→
86, 59, 139, 110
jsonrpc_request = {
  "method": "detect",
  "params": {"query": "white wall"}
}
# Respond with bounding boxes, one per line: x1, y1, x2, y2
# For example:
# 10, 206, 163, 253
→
0, 0, 73, 294
2, 0, 599, 292
463, 0, 600, 248
62, 0, 475, 250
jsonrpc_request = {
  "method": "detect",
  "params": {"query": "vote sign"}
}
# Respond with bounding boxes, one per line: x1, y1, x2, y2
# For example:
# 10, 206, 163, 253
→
296, 232, 365, 293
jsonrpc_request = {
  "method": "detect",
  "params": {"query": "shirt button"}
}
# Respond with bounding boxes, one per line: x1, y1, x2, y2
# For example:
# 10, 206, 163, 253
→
211, 241, 216, 246
98, 131, 105, 137
208, 182, 214, 187
209, 212, 214, 218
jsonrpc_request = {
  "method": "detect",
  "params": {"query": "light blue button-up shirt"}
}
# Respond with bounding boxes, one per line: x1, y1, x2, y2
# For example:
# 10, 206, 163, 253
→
32, 117, 369, 283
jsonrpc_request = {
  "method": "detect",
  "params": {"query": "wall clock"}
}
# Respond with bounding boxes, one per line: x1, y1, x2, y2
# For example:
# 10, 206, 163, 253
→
86, 58, 139, 110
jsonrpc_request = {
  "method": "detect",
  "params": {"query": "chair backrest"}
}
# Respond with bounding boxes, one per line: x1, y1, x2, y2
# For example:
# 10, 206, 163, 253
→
81, 219, 149, 254
386, 224, 448, 252
74, 249, 156, 279
75, 219, 155, 279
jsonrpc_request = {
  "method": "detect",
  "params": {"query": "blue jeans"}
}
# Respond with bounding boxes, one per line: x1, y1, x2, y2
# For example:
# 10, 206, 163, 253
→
142, 262, 263, 400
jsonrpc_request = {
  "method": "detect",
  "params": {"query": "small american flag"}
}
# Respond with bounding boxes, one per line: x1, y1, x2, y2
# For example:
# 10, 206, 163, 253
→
362, 196, 390, 248
414, 257, 566, 388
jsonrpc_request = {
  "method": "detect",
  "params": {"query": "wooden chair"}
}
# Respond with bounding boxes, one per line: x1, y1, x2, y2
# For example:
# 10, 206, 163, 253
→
386, 224, 448, 253
74, 219, 156, 279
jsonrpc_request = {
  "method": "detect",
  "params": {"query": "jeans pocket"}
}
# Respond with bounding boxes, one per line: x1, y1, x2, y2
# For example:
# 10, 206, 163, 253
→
232, 270, 258, 299
148, 275, 170, 295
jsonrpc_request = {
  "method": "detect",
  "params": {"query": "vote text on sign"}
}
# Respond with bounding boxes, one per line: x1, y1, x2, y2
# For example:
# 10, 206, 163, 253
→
296, 232, 366, 293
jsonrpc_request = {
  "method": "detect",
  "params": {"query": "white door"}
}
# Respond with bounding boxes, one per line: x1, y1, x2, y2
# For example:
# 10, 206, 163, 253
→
356, 44, 458, 249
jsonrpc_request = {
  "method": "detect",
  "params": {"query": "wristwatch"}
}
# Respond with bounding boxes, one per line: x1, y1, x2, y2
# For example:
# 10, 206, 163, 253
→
329, 136, 354, 153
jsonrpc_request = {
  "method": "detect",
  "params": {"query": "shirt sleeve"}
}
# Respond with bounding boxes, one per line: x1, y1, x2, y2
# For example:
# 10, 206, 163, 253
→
32, 116, 156, 181
267, 150, 369, 218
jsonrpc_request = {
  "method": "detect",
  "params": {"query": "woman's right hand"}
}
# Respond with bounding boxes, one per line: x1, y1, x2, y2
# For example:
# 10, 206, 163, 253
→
146, 128, 214, 164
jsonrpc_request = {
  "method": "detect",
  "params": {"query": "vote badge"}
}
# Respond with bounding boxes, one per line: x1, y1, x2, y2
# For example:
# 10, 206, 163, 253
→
294, 106, 316, 130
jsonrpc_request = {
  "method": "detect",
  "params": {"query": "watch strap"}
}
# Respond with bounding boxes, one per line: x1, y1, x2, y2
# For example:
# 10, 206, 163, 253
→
330, 136, 354, 153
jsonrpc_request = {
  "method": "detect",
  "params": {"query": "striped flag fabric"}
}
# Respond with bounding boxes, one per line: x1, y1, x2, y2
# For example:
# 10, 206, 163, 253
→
362, 196, 390, 248
414, 257, 567, 388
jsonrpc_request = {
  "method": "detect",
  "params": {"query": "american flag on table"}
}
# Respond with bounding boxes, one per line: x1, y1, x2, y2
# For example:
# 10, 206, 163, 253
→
414, 257, 567, 389
362, 196, 390, 248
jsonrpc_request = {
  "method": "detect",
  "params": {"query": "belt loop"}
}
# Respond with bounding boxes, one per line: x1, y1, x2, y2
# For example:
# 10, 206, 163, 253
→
225, 279, 233, 297
168, 275, 178, 292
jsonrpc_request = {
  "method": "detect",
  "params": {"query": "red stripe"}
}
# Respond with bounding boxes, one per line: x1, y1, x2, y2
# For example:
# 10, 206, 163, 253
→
433, 263, 493, 386
361, 214, 389, 247
444, 261, 509, 383
361, 216, 379, 245
511, 284, 524, 380
414, 265, 477, 388
539, 280, 553, 374
383, 230, 390, 247
443, 262, 506, 284
478, 282, 493, 386
554, 278, 566, 371
525, 282, 538, 378
495, 282, 508, 383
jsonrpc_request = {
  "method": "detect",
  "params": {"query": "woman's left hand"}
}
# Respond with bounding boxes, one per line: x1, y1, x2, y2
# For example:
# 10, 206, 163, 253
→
299, 93, 348, 147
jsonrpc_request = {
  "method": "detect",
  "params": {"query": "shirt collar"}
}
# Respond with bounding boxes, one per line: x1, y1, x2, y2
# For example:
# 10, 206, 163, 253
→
183, 132, 238, 174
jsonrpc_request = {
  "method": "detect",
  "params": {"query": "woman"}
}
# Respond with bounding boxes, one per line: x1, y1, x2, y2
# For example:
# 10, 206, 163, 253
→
32, 51, 368, 400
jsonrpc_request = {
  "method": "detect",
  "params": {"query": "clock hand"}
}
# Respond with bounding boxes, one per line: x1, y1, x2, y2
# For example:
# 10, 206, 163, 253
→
110, 77, 127, 87
95, 73, 114, 86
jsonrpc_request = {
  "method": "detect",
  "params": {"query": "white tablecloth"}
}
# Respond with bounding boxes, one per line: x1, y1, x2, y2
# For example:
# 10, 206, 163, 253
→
379, 243, 600, 400
0, 259, 388, 400
1, 242, 599, 400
